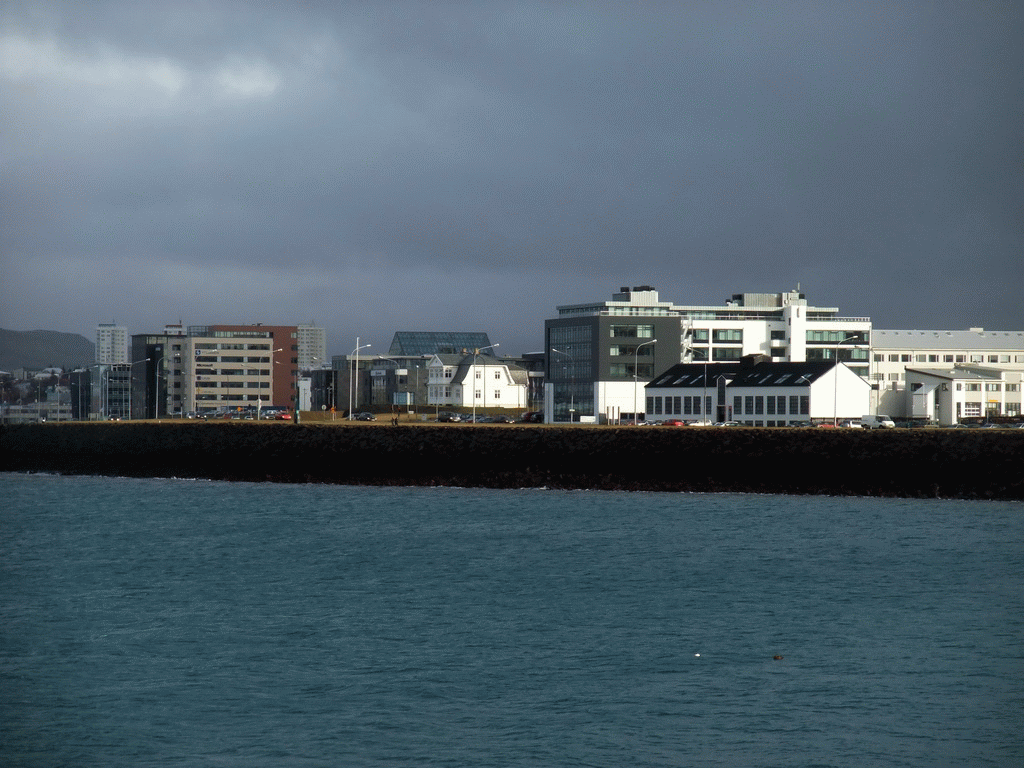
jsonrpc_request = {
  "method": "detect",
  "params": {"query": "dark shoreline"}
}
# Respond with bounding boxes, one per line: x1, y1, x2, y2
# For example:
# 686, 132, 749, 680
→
3, 422, 1023, 500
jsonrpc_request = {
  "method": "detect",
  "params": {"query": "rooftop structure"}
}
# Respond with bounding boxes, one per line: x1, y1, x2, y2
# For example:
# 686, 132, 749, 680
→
388, 332, 496, 357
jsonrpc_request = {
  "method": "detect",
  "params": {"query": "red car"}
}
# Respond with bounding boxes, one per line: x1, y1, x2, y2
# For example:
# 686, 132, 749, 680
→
661, 419, 686, 426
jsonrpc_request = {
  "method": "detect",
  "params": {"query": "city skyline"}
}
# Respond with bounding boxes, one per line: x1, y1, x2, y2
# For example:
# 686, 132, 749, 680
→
2, 2, 1022, 358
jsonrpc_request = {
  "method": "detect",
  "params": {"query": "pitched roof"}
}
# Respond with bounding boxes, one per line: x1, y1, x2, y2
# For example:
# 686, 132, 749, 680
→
647, 361, 837, 389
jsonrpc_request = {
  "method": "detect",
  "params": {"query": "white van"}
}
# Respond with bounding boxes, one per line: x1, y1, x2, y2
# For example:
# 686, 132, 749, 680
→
861, 414, 896, 429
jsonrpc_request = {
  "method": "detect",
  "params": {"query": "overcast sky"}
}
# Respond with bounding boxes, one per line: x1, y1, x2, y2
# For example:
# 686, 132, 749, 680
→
2, 1, 1021, 358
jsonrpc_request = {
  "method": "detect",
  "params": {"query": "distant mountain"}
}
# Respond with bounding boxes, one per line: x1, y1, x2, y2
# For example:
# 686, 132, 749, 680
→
0, 329, 95, 372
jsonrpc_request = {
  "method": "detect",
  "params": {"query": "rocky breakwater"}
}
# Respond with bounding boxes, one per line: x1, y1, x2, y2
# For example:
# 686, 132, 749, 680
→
2, 422, 1023, 499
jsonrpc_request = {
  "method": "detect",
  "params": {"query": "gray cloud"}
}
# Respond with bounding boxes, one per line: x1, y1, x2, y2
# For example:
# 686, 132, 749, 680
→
2, 1, 1021, 357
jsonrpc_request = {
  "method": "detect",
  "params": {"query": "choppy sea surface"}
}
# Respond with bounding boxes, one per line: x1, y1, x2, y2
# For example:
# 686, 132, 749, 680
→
1, 472, 1022, 767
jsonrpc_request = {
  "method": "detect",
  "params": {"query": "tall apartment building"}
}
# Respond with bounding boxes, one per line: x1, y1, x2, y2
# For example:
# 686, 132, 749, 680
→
295, 325, 327, 370
95, 323, 128, 364
545, 286, 871, 423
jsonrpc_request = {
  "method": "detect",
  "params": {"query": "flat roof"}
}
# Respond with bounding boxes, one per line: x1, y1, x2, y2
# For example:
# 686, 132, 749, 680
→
872, 329, 1024, 350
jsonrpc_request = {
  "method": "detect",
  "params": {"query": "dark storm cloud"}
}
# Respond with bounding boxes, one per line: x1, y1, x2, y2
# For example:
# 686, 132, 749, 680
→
1, 1, 1021, 356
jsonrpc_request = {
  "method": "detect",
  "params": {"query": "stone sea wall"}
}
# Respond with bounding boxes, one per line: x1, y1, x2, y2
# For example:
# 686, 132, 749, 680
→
3, 422, 1023, 499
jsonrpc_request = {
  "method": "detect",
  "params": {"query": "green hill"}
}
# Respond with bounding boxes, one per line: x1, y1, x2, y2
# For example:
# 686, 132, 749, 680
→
0, 329, 95, 372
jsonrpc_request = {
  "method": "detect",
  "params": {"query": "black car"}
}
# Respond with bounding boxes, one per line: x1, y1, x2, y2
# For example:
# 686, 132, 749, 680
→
354, 412, 376, 421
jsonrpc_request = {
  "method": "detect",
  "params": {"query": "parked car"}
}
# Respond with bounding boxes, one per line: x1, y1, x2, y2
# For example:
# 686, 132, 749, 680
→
839, 420, 862, 428
661, 419, 686, 426
437, 412, 461, 422
491, 415, 515, 423
354, 412, 376, 421
861, 414, 895, 429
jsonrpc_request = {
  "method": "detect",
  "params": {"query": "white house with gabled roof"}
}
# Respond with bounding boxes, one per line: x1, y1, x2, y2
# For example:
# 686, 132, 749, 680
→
427, 354, 528, 410
646, 358, 870, 426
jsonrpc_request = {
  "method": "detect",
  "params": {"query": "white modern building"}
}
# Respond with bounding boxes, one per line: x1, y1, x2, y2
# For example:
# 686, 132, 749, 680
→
96, 323, 128, 365
646, 359, 870, 426
904, 366, 1022, 425
427, 353, 528, 410
545, 287, 871, 423
870, 329, 1024, 418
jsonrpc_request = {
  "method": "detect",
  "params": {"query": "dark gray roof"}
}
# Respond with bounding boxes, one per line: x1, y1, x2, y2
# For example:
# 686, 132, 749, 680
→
647, 361, 836, 389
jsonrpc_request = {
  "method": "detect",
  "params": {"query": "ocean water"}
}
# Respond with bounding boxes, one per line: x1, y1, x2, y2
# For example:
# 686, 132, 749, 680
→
1, 473, 1022, 768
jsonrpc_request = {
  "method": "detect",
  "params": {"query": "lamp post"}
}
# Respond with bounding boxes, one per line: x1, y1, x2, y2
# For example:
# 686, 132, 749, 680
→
551, 347, 575, 423
833, 334, 861, 426
152, 352, 165, 420
128, 358, 149, 420
471, 344, 499, 423
349, 340, 371, 419
294, 356, 320, 424
632, 338, 657, 424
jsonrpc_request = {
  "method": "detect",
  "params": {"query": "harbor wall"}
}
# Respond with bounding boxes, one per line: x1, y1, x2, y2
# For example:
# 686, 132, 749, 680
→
2, 422, 1023, 499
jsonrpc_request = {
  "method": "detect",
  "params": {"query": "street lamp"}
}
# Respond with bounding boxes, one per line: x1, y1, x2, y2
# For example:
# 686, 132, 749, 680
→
349, 340, 371, 419
551, 347, 575, 423
472, 344, 499, 423
153, 352, 165, 420
632, 338, 657, 424
294, 356, 320, 424
833, 334, 862, 426
128, 358, 149, 420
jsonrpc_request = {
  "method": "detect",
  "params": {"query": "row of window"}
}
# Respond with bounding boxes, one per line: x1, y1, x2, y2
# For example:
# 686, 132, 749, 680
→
609, 363, 654, 377
877, 353, 1022, 364
646, 395, 712, 416
195, 382, 270, 389
958, 383, 1019, 392
734, 395, 809, 416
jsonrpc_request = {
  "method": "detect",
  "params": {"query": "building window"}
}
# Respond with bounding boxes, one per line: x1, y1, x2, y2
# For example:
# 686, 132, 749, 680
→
493, 391, 501, 399
965, 383, 981, 391
611, 325, 654, 339
800, 396, 809, 414
745, 396, 754, 414
985, 383, 1001, 391
888, 354, 900, 362
713, 329, 743, 343
777, 396, 787, 415
944, 355, 954, 363
712, 348, 742, 361
610, 344, 654, 357
766, 396, 775, 415
734, 396, 742, 415
901, 354, 911, 362
874, 354, 884, 362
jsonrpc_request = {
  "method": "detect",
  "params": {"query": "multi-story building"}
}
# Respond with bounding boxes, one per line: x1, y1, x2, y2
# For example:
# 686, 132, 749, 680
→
904, 366, 1022, 425
95, 323, 128, 365
869, 329, 1024, 418
130, 325, 187, 419
295, 325, 327, 370
129, 323, 325, 417
545, 287, 871, 423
